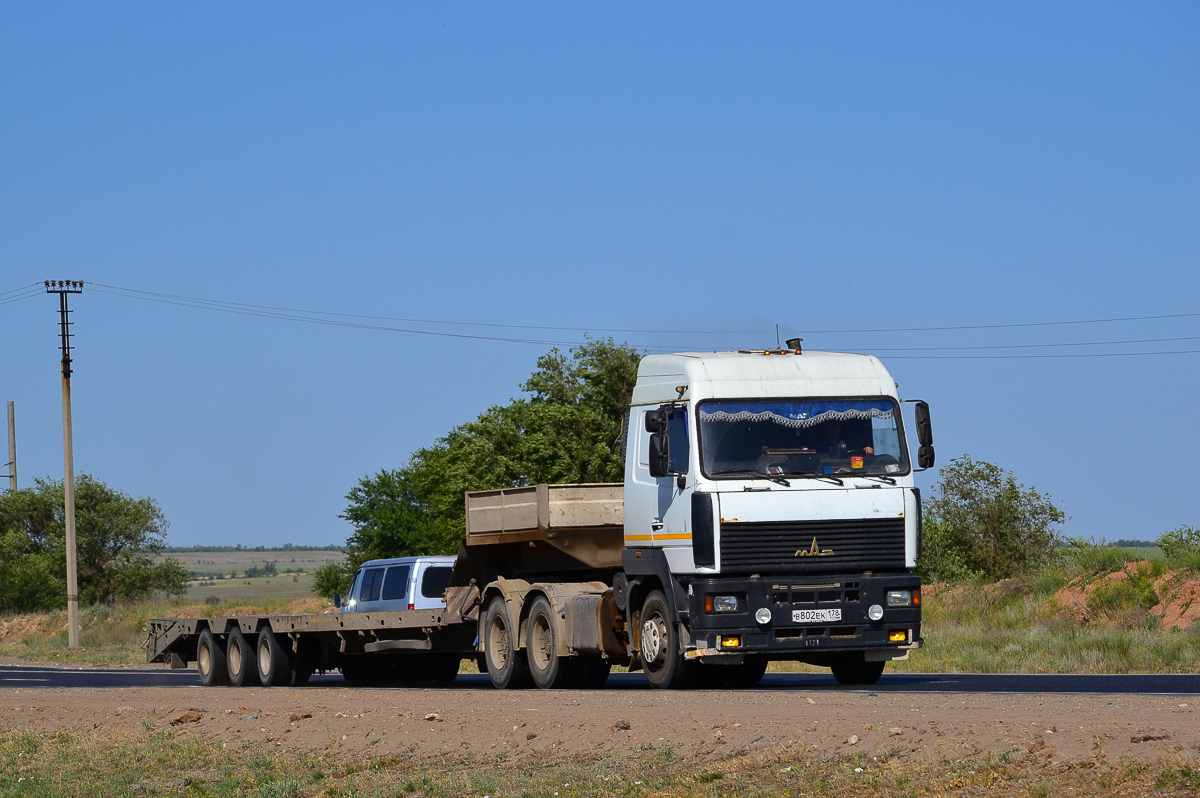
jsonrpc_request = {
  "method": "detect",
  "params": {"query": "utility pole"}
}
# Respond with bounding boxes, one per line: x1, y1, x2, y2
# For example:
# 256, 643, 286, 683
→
5, 401, 15, 492
46, 280, 83, 648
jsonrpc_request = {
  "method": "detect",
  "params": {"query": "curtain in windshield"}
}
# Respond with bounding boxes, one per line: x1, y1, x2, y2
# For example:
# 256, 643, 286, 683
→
698, 399, 906, 477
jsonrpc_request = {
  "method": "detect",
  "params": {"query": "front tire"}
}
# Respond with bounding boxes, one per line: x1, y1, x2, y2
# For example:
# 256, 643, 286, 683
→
483, 596, 530, 689
639, 590, 693, 689
197, 628, 228, 687
830, 654, 885, 686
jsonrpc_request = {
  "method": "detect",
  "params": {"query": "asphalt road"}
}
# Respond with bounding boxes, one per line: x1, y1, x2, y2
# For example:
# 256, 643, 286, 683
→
3, 665, 1199, 693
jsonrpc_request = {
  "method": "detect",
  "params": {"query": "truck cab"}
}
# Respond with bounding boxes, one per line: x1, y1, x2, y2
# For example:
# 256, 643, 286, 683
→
342, 556, 456, 614
619, 350, 928, 687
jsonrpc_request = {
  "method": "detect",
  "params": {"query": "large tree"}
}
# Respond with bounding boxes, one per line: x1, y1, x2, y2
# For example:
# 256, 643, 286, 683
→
315, 338, 641, 596
0, 475, 188, 611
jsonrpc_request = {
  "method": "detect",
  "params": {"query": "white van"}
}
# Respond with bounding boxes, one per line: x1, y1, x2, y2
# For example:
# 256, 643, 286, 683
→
340, 556, 456, 614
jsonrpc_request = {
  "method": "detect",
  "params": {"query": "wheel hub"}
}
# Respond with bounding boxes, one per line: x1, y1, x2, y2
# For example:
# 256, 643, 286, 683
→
640, 615, 668, 664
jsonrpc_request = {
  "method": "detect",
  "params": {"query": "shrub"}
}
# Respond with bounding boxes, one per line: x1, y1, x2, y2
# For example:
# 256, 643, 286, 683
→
1157, 526, 1200, 570
919, 456, 1064, 582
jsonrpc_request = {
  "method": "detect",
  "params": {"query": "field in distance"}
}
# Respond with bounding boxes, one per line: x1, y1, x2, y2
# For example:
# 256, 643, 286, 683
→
164, 547, 346, 604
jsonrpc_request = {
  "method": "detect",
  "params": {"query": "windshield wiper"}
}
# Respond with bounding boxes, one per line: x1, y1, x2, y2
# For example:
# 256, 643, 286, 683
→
709, 469, 790, 487
860, 474, 896, 485
790, 472, 844, 486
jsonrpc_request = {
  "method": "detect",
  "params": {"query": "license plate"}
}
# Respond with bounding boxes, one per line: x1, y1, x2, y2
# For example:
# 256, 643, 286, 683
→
792, 608, 842, 624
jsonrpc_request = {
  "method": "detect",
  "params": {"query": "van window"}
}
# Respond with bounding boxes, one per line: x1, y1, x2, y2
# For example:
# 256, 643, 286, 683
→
421, 567, 453, 599
381, 566, 411, 601
361, 568, 385, 602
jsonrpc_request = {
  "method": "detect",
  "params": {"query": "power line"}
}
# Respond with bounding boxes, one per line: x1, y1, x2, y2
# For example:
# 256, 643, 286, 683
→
0, 283, 42, 299
847, 333, 1200, 353
89, 285, 681, 351
880, 348, 1200, 360
90, 282, 759, 336
796, 311, 1200, 335
0, 288, 43, 308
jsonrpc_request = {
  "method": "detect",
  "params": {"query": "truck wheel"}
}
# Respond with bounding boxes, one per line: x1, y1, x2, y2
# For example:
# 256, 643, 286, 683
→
197, 629, 229, 687
575, 656, 611, 689
226, 627, 260, 687
483, 596, 530, 689
639, 590, 693, 690
339, 656, 378, 686
725, 656, 768, 688
830, 654, 885, 686
256, 629, 291, 686
525, 595, 578, 690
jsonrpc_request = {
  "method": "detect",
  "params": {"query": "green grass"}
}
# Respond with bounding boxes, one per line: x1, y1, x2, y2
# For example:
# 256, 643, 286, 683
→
0, 724, 1174, 798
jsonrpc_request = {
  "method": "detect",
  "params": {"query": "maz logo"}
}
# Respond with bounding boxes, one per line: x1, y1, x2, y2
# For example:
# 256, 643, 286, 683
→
795, 537, 834, 557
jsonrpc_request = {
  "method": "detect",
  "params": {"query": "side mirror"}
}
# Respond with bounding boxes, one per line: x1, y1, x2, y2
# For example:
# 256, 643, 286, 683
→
333, 593, 342, 609
914, 401, 933, 447
648, 431, 670, 478
918, 445, 935, 470
644, 408, 667, 433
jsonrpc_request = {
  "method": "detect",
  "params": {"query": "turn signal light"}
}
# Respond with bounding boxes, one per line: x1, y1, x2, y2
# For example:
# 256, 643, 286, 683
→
889, 630, 907, 642
719, 636, 740, 648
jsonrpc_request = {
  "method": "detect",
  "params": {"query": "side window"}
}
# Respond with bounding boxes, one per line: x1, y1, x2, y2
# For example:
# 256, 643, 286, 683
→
381, 566, 411, 601
667, 406, 690, 474
361, 568, 385, 602
346, 572, 360, 604
421, 567, 453, 599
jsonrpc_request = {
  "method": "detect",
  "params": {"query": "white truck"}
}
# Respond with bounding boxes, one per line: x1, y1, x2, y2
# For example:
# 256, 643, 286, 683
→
147, 348, 932, 690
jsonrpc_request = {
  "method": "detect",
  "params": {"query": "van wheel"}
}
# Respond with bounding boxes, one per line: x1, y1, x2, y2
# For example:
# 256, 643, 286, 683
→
226, 627, 259, 687
256, 629, 291, 686
639, 590, 694, 689
430, 655, 460, 684
526, 595, 577, 690
483, 596, 530, 689
830, 654, 885, 686
197, 629, 228, 687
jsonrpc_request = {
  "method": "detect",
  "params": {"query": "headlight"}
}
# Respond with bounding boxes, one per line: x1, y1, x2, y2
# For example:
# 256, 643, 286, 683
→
710, 595, 739, 613
754, 607, 772, 625
886, 590, 913, 607
868, 603, 884, 622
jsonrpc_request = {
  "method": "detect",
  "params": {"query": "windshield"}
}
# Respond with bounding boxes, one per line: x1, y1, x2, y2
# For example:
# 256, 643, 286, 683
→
698, 398, 908, 479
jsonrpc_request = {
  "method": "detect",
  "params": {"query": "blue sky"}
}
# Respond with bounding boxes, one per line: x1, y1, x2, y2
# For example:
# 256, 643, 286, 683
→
1, 4, 1197, 546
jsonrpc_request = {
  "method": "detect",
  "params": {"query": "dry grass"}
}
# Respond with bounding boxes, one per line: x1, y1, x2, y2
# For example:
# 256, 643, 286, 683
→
2, 722, 1195, 798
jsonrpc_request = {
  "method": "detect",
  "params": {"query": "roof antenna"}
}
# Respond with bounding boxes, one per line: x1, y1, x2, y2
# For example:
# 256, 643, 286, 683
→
775, 324, 780, 349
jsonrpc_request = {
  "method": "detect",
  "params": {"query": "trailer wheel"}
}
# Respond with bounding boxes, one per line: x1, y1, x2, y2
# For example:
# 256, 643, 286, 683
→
226, 627, 260, 687
639, 590, 694, 689
197, 629, 229, 687
829, 654, 885, 686
483, 596, 530, 689
256, 629, 291, 686
525, 595, 578, 690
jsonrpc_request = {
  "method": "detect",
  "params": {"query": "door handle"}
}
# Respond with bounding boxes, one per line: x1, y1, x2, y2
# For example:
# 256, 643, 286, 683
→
651, 520, 664, 531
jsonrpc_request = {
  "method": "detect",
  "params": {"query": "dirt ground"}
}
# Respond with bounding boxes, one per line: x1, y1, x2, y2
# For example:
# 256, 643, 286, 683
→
2, 683, 1196, 768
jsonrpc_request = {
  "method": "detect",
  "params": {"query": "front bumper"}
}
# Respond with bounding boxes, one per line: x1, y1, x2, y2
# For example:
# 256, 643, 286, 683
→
684, 573, 922, 661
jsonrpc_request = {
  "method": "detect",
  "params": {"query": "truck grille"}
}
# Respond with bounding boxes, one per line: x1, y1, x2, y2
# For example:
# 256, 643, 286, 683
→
719, 518, 906, 574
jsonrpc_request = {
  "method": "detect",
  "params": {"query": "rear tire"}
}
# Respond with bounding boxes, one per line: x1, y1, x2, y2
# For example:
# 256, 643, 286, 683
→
526, 595, 577, 690
256, 629, 291, 686
830, 654, 885, 686
430, 654, 461, 684
639, 590, 694, 690
483, 596, 530, 689
197, 628, 228, 687
226, 627, 259, 687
